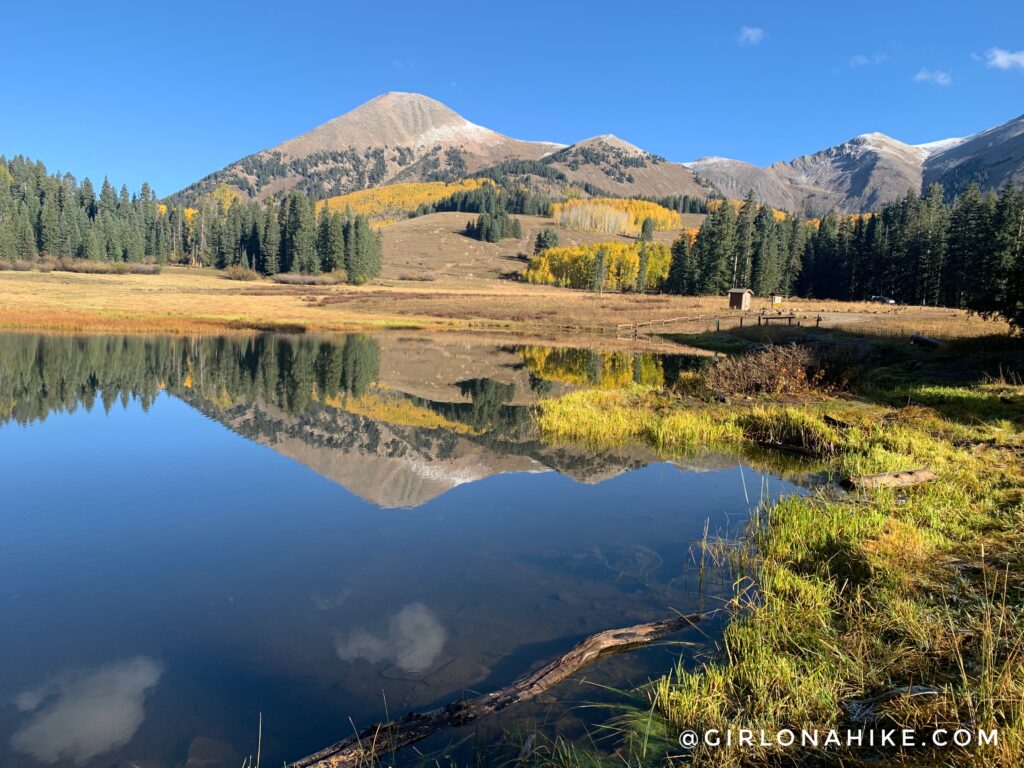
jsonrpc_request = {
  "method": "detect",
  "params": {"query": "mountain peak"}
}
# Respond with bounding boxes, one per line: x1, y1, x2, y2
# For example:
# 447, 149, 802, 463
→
574, 134, 647, 155
276, 92, 504, 156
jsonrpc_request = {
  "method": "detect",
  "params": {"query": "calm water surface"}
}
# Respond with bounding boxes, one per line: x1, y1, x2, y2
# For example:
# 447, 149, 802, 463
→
0, 333, 802, 767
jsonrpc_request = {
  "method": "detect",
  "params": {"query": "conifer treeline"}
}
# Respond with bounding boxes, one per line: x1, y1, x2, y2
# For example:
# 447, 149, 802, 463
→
0, 334, 383, 426
665, 185, 1024, 327
0, 156, 381, 280
410, 183, 552, 218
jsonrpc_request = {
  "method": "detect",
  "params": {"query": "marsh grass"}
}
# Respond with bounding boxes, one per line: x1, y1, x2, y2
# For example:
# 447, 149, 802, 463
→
534, 369, 1024, 765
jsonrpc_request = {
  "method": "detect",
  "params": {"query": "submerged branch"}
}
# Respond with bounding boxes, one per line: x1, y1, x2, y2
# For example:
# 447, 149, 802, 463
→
290, 612, 703, 768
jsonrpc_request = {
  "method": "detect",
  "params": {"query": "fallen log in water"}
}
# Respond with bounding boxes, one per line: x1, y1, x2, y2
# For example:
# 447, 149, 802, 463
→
290, 612, 703, 768
844, 468, 938, 490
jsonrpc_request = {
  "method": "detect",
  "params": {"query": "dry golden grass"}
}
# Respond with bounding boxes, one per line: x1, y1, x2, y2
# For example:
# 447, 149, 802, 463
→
0, 264, 1000, 342
834, 313, 1011, 338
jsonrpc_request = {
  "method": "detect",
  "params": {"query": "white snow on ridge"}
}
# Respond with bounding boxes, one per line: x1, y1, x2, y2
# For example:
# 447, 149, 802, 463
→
411, 120, 504, 149
683, 156, 741, 167
914, 137, 967, 156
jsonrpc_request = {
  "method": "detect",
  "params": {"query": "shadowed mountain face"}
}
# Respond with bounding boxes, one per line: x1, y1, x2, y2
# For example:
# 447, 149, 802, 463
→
0, 333, 723, 508
922, 113, 1024, 198
687, 113, 1024, 215
170, 92, 708, 203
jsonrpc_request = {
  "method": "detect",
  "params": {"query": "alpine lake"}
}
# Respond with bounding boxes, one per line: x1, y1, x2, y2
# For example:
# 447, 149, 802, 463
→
0, 332, 810, 767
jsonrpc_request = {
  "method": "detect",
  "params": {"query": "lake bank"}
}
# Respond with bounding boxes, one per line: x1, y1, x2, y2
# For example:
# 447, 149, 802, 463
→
524, 331, 1024, 766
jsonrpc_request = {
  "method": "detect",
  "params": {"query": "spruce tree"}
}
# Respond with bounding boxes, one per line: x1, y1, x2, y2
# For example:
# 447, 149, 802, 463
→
534, 227, 559, 254
750, 205, 781, 295
732, 191, 758, 286
666, 235, 695, 294
260, 203, 281, 274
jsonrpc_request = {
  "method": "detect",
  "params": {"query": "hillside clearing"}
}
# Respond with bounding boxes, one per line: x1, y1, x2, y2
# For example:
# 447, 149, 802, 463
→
379, 212, 700, 281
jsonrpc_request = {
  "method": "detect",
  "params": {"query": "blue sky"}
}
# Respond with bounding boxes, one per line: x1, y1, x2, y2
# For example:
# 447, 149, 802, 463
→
3, 1, 1022, 196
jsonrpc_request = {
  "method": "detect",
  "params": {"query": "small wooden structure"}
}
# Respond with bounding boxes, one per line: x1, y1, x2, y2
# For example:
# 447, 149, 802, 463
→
728, 288, 753, 310
770, 292, 785, 307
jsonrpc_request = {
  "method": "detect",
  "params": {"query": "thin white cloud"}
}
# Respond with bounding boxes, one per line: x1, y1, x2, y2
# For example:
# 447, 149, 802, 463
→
336, 602, 447, 673
850, 52, 888, 67
914, 68, 952, 86
11, 657, 163, 765
738, 26, 765, 46
985, 48, 1024, 70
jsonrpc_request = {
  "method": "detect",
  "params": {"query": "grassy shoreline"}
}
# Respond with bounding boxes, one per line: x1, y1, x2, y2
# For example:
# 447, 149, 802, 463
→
534, 339, 1024, 765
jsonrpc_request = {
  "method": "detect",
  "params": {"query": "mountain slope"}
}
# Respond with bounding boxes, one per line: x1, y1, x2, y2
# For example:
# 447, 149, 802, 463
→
545, 135, 709, 198
170, 94, 709, 204
923, 113, 1024, 198
171, 93, 564, 203
688, 133, 927, 214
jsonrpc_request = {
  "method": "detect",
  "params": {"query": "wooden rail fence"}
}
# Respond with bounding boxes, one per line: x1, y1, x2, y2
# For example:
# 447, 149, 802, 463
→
616, 312, 824, 336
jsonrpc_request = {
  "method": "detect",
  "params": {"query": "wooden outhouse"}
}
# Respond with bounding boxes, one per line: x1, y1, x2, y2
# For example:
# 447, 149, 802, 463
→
728, 288, 753, 311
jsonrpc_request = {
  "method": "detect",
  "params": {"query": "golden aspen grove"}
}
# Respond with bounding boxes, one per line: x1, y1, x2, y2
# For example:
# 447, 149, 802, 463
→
521, 346, 666, 388
526, 241, 672, 291
551, 198, 682, 235
317, 179, 493, 224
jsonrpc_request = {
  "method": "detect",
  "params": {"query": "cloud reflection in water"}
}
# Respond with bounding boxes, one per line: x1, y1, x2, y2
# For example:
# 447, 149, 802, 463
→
336, 603, 447, 673
11, 656, 163, 765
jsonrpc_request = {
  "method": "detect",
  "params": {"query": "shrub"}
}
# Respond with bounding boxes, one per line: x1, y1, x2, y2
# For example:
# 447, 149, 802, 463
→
703, 344, 826, 396
223, 265, 260, 281
51, 259, 161, 275
271, 271, 345, 286
127, 263, 161, 275
0, 259, 35, 272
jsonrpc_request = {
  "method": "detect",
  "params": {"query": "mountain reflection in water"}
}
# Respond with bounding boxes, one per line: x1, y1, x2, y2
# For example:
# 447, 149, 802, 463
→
0, 333, 718, 508
0, 332, 802, 768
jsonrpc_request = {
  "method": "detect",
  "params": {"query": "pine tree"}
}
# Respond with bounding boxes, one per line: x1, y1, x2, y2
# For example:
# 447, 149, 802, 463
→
325, 211, 346, 274
534, 227, 559, 254
914, 184, 949, 305
316, 205, 333, 271
260, 203, 281, 275
283, 192, 317, 273
666, 235, 695, 294
993, 184, 1024, 325
694, 201, 737, 293
943, 184, 981, 307
750, 205, 781, 295
732, 191, 758, 286
38, 195, 60, 256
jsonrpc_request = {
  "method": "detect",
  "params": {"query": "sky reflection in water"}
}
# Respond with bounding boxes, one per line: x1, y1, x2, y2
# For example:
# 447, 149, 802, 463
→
0, 333, 804, 767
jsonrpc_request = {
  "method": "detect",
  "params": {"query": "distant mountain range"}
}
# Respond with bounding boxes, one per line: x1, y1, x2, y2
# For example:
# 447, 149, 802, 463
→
172, 92, 1024, 216
170, 92, 708, 205
687, 114, 1024, 214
